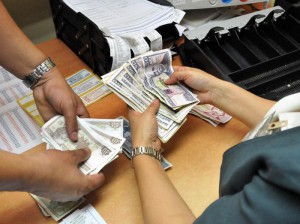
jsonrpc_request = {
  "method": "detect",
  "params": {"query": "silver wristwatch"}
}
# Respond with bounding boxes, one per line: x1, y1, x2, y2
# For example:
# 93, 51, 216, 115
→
23, 57, 56, 89
131, 146, 162, 162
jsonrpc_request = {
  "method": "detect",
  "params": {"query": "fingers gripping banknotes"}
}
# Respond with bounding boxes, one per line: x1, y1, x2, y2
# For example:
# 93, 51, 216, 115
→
35, 117, 125, 221
145, 64, 197, 109
103, 49, 199, 143
42, 116, 124, 175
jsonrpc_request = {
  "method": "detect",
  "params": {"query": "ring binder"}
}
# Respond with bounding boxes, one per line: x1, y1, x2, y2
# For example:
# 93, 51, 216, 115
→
49, 0, 180, 76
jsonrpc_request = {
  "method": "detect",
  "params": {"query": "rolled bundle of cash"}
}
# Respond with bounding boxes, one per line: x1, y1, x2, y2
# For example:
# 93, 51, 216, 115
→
189, 104, 232, 127
102, 49, 199, 143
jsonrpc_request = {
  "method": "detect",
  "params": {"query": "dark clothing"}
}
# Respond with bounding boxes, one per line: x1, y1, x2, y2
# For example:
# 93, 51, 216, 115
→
194, 126, 300, 224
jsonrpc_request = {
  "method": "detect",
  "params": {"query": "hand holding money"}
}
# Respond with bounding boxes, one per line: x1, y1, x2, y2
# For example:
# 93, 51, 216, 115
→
31, 116, 125, 221
128, 99, 161, 150
165, 66, 232, 126
41, 116, 125, 174
102, 49, 200, 142
26, 148, 105, 202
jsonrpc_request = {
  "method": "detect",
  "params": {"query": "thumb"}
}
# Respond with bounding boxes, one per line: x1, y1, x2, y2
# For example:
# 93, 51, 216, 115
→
71, 148, 91, 164
145, 99, 160, 115
165, 69, 194, 85
164, 75, 178, 85
64, 111, 78, 142
85, 172, 106, 190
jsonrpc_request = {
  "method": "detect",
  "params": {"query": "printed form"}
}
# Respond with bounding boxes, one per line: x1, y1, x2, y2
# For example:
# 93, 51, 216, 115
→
0, 67, 42, 154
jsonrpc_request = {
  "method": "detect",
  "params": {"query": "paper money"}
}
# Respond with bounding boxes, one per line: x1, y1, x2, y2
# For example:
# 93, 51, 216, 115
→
35, 116, 126, 221
31, 194, 85, 221
103, 49, 199, 142
190, 104, 232, 126
142, 50, 198, 109
82, 118, 123, 137
82, 119, 125, 154
42, 116, 124, 174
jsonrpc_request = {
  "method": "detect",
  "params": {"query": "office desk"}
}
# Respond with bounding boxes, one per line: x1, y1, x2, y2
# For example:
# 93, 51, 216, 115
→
0, 39, 249, 224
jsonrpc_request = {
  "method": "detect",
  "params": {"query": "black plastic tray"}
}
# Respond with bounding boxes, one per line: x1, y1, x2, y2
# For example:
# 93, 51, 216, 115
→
182, 5, 300, 100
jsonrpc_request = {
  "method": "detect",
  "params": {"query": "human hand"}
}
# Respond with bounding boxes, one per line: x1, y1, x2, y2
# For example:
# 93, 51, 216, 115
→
164, 66, 223, 105
128, 99, 161, 151
32, 68, 89, 141
23, 148, 105, 202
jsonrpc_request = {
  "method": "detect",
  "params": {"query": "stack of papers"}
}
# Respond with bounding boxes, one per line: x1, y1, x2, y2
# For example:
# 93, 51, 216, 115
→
63, 0, 185, 70
64, 0, 184, 35
0, 66, 42, 154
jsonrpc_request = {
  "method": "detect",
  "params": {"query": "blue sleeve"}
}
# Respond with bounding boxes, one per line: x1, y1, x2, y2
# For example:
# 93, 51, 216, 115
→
194, 127, 300, 224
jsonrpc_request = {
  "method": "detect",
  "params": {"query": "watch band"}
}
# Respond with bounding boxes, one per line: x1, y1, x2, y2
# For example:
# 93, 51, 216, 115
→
131, 146, 161, 168
23, 57, 56, 89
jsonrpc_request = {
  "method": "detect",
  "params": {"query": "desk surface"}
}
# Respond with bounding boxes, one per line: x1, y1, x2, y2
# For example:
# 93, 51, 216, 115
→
0, 39, 249, 224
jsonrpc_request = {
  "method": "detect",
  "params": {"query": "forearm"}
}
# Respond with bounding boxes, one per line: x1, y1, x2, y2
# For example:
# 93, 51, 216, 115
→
211, 80, 275, 128
133, 155, 196, 224
0, 150, 30, 191
0, 1, 47, 78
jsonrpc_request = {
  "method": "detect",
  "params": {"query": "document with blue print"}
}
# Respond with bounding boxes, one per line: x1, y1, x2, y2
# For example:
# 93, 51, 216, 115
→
0, 67, 42, 154
0, 101, 42, 154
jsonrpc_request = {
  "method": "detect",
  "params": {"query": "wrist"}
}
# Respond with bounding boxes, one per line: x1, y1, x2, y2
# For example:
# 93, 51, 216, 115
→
132, 140, 160, 152
131, 146, 162, 168
209, 79, 233, 107
20, 153, 47, 193
31, 67, 62, 89
22, 57, 56, 89
0, 152, 35, 191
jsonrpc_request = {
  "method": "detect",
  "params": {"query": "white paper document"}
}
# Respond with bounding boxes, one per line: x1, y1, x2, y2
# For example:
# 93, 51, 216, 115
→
0, 66, 19, 83
62, 0, 185, 70
64, 0, 180, 35
0, 101, 42, 154
0, 79, 31, 106
60, 204, 107, 224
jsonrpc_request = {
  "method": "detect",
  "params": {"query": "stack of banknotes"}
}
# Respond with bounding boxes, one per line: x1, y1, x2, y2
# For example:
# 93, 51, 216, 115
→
42, 116, 125, 174
31, 116, 126, 221
102, 49, 200, 143
30, 194, 85, 221
190, 104, 232, 127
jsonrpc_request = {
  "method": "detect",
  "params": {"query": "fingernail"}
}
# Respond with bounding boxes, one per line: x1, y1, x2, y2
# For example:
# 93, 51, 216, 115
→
83, 147, 90, 153
152, 98, 158, 104
71, 132, 78, 141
